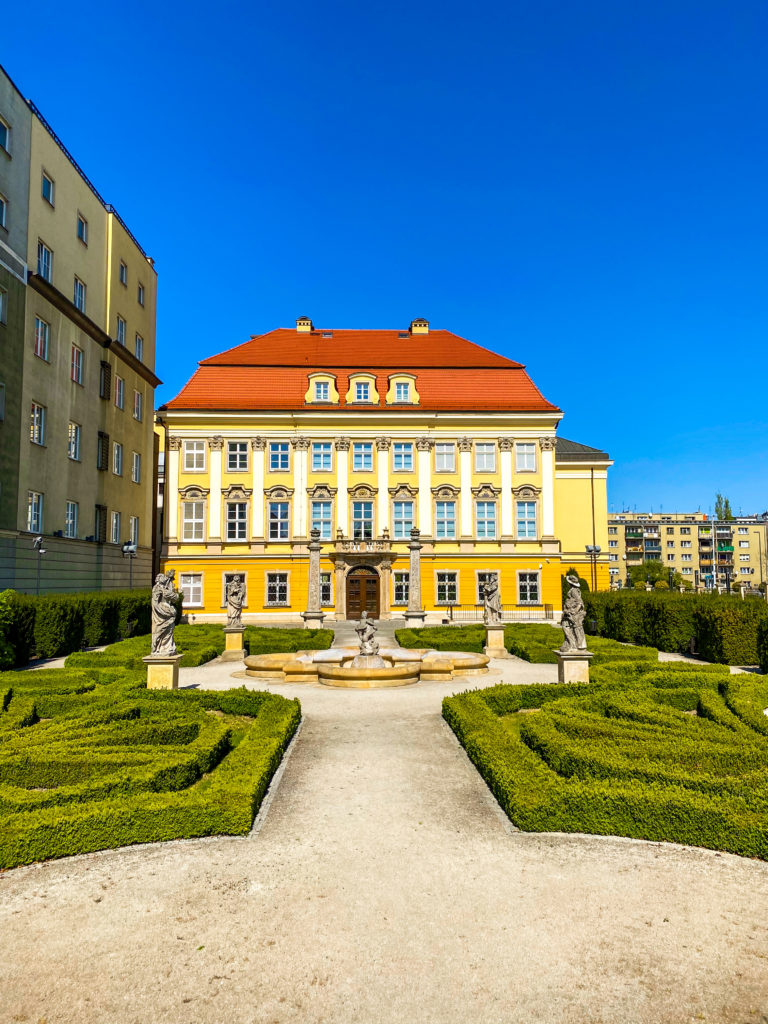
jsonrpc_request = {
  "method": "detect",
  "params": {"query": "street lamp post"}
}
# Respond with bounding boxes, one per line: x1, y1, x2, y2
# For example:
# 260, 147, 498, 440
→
585, 545, 601, 591
754, 531, 766, 598
32, 535, 46, 596
121, 542, 137, 590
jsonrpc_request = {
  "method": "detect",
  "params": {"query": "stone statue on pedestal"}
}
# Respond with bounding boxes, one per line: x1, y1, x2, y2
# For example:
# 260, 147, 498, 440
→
225, 575, 245, 627
482, 574, 502, 625
560, 574, 587, 652
151, 570, 180, 656
355, 611, 380, 656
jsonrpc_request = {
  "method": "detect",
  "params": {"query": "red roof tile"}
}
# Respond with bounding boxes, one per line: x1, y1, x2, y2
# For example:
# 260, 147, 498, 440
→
163, 327, 560, 413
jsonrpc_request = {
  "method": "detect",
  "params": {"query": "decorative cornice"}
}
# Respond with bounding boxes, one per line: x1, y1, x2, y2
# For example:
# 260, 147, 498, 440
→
178, 485, 209, 499
167, 436, 182, 451
431, 484, 460, 499
375, 436, 391, 451
292, 436, 311, 450
348, 483, 378, 499
207, 435, 224, 451
250, 436, 266, 450
498, 437, 514, 451
264, 485, 294, 499
512, 484, 541, 499
416, 437, 433, 451
307, 483, 338, 499
539, 436, 557, 451
457, 437, 473, 452
222, 484, 253, 500
335, 437, 351, 451
471, 483, 501, 499
389, 483, 418, 500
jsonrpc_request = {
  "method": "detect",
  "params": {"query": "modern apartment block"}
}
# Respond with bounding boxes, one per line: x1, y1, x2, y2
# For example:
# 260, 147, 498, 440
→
0, 64, 159, 593
608, 511, 768, 590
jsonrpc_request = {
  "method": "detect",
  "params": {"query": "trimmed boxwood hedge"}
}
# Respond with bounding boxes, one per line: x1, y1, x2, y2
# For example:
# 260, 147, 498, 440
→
584, 591, 768, 665
444, 662, 768, 859
0, 624, 308, 868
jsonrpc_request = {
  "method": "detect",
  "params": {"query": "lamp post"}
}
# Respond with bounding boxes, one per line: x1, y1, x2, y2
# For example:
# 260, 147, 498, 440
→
121, 542, 137, 590
32, 535, 46, 596
754, 531, 766, 598
585, 544, 601, 591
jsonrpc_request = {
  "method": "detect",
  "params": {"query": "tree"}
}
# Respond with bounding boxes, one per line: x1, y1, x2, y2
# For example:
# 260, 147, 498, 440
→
561, 566, 589, 606
715, 493, 735, 521
627, 560, 684, 589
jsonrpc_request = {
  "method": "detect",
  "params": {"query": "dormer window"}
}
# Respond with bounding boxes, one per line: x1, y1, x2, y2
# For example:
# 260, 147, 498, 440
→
315, 381, 330, 402
395, 382, 409, 402
356, 381, 370, 402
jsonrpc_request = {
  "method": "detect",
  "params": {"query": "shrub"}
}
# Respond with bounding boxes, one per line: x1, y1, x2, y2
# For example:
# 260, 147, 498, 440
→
758, 618, 768, 675
693, 600, 768, 666
444, 667, 768, 860
244, 627, 334, 655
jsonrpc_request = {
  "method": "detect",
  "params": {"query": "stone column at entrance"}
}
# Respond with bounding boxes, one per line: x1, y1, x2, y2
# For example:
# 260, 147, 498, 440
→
334, 558, 347, 619
302, 528, 325, 627
405, 527, 426, 624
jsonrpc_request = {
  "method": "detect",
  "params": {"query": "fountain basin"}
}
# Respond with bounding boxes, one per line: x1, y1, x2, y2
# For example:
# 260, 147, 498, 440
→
243, 647, 489, 686
317, 662, 419, 688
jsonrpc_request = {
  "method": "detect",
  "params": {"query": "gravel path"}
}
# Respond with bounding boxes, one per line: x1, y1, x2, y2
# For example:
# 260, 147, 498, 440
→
2, 656, 768, 1024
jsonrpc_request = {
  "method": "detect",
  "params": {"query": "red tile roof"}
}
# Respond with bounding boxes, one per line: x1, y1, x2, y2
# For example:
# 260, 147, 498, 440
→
163, 327, 560, 413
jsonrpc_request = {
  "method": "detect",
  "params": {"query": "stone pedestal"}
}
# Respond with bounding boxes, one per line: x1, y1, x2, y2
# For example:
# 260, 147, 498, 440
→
143, 653, 183, 689
484, 623, 511, 659
555, 649, 594, 684
221, 626, 246, 661
303, 528, 325, 628
406, 528, 426, 624
301, 610, 326, 628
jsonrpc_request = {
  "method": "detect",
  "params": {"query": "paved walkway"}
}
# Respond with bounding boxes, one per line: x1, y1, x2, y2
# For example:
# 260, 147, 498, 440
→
2, 656, 768, 1023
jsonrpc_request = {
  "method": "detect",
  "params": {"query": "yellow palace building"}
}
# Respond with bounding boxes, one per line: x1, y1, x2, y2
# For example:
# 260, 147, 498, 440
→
157, 317, 611, 623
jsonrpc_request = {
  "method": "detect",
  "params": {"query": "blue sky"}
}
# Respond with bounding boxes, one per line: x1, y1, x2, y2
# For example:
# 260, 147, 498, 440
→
4, 0, 766, 515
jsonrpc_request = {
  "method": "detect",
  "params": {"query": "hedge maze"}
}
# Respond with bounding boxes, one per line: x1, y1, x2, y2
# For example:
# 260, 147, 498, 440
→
444, 655, 768, 860
0, 628, 301, 870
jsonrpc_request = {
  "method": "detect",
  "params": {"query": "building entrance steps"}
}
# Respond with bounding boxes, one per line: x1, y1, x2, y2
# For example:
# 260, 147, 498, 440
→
3, 654, 767, 1023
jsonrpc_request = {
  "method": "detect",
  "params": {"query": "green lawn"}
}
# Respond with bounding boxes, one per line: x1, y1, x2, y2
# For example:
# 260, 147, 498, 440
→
0, 625, 306, 869
444, 658, 768, 859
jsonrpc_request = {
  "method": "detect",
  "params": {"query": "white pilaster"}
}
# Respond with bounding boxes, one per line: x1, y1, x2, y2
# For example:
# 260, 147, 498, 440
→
293, 439, 309, 538
208, 437, 223, 539
541, 438, 556, 537
417, 440, 432, 534
377, 438, 390, 534
167, 441, 180, 542
499, 440, 513, 537
336, 439, 349, 534
251, 439, 265, 539
459, 445, 472, 537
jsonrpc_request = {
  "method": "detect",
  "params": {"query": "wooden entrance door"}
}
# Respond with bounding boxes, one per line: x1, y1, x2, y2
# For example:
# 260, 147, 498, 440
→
346, 568, 380, 619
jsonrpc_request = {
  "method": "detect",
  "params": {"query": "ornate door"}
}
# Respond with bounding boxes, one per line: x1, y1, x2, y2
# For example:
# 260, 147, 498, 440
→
346, 567, 380, 619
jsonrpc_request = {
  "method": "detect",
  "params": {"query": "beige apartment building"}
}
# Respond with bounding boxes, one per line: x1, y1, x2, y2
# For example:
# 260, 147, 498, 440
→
0, 64, 159, 592
608, 511, 768, 590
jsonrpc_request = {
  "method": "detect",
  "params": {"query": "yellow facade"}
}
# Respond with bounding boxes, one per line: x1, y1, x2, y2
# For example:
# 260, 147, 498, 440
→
159, 334, 612, 622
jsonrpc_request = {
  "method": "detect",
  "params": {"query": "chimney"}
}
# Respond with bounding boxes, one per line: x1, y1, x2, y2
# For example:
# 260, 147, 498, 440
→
409, 318, 429, 334
296, 316, 313, 333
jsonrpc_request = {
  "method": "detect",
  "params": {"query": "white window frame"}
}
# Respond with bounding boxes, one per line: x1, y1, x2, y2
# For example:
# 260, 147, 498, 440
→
135, 334, 144, 361
436, 571, 458, 605
394, 382, 410, 403
351, 501, 374, 540
113, 442, 123, 476
265, 571, 290, 606
393, 571, 410, 605
131, 451, 141, 483
516, 500, 537, 539
475, 443, 496, 472
435, 500, 456, 539
311, 500, 333, 540
77, 213, 88, 244
226, 501, 248, 541
129, 515, 139, 546
183, 440, 206, 472
392, 442, 413, 472
30, 402, 46, 445
110, 510, 121, 544
518, 571, 541, 605
268, 501, 289, 540
227, 441, 249, 472
0, 117, 9, 154
138, 282, 145, 306
392, 500, 414, 540
73, 276, 86, 313
320, 571, 333, 607
116, 315, 126, 345
312, 442, 332, 471
119, 261, 128, 285
42, 171, 55, 206
114, 376, 125, 410
435, 443, 455, 473
180, 572, 203, 607
269, 442, 290, 472
71, 344, 84, 384
355, 381, 370, 402
65, 500, 78, 539
133, 390, 143, 421
37, 241, 52, 282
515, 443, 536, 473
352, 442, 373, 472
0, 193, 7, 229
34, 317, 49, 359
314, 380, 330, 402
27, 491, 43, 533
182, 500, 205, 541
68, 421, 81, 461
475, 501, 497, 539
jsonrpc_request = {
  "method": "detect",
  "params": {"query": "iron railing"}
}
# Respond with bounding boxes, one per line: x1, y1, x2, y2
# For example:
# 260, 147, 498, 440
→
438, 603, 554, 622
